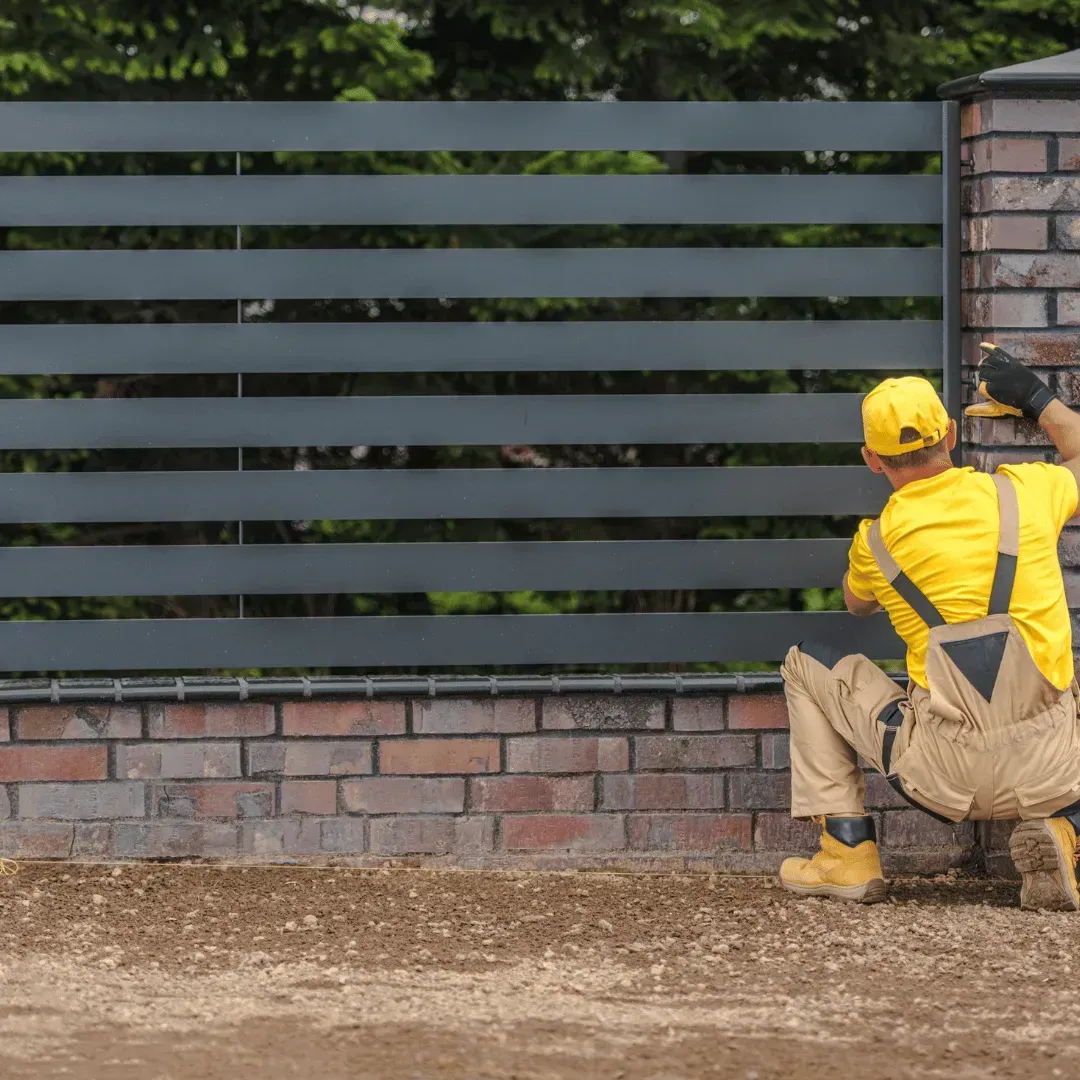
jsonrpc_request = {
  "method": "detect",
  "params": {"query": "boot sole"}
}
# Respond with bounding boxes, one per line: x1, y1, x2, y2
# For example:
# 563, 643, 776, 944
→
1008, 820, 1080, 912
780, 878, 887, 904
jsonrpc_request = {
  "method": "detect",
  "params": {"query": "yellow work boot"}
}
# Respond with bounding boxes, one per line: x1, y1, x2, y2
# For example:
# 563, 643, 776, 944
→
780, 816, 886, 903
1009, 817, 1080, 912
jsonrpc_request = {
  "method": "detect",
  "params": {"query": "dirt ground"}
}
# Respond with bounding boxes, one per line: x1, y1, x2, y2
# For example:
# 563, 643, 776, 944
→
0, 864, 1074, 1079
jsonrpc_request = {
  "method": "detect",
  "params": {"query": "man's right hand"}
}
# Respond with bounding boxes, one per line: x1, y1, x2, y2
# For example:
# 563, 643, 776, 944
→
969, 343, 1057, 422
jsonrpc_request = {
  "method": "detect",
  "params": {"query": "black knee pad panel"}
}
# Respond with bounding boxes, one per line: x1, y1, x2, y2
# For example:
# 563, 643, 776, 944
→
796, 638, 847, 671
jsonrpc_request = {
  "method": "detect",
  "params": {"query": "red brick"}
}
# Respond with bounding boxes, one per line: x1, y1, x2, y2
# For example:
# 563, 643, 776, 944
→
505, 736, 628, 773
671, 699, 725, 731
281, 700, 405, 737
469, 775, 593, 812
727, 694, 789, 730
961, 176, 977, 216
1059, 138, 1080, 171
988, 99, 1080, 134
1066, 571, 1080, 608
501, 814, 625, 852
969, 449, 1052, 473
881, 810, 975, 849
246, 740, 372, 778
380, 738, 499, 775
0, 821, 75, 858
966, 413, 1049, 448
280, 780, 336, 816
971, 137, 1048, 175
241, 818, 322, 856
961, 253, 981, 289
148, 703, 274, 739
753, 814, 821, 852
0, 746, 107, 782
728, 771, 790, 810
72, 823, 112, 858
960, 101, 982, 139
634, 734, 755, 771
600, 774, 724, 810
963, 291, 1048, 329
16, 705, 139, 741
983, 253, 1080, 289
1058, 292, 1080, 326
114, 822, 238, 859
1055, 215, 1080, 250
980, 819, 1017, 853
117, 742, 240, 780
967, 332, 1080, 367
1059, 529, 1080, 567
18, 782, 145, 820
369, 816, 493, 856
156, 782, 274, 819
542, 696, 664, 731
415, 698, 534, 734
761, 733, 790, 770
981, 176, 1080, 212
319, 818, 368, 853
340, 776, 464, 814
967, 215, 1047, 252
628, 813, 751, 852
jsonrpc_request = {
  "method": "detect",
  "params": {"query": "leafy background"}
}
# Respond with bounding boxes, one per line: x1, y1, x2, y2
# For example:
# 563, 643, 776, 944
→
0, 1, 1075, 675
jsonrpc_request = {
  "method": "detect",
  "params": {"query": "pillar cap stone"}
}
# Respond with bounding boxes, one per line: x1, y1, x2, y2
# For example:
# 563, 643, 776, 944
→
939, 48, 1080, 100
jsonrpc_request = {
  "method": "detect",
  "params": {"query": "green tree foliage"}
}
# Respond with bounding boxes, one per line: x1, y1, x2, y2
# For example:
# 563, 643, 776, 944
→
0, 2, 1076, 672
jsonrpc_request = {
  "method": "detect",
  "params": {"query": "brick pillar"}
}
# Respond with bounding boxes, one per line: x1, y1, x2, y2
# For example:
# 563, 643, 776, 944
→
943, 50, 1080, 873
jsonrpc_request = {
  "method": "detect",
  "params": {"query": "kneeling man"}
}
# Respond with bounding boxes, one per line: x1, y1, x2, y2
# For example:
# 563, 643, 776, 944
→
781, 346, 1080, 909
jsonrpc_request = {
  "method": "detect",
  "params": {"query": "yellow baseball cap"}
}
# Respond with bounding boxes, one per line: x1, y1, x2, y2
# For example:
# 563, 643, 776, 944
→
861, 376, 949, 456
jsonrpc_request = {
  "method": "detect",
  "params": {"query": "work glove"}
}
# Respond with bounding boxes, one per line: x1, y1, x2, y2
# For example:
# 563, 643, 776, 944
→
965, 342, 1057, 421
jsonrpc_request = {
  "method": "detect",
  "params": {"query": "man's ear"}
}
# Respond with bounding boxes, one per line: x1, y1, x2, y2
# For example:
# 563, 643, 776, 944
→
945, 418, 957, 451
861, 446, 885, 474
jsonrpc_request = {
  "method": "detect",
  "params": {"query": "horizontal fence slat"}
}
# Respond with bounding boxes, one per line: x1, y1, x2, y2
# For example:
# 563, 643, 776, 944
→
0, 102, 945, 153
0, 394, 871, 449
0, 612, 903, 671
0, 320, 944, 375
0, 174, 944, 226
0, 248, 943, 301
0, 467, 889, 523
0, 539, 851, 597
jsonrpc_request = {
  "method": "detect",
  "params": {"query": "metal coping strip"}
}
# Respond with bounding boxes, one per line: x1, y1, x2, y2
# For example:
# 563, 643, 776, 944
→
0, 672, 908, 704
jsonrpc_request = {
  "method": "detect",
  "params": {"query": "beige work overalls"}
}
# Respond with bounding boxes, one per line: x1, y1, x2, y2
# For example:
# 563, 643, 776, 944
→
782, 473, 1080, 822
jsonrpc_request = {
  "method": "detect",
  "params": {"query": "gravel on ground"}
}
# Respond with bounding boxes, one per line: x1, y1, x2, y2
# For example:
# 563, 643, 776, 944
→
0, 864, 1071, 1079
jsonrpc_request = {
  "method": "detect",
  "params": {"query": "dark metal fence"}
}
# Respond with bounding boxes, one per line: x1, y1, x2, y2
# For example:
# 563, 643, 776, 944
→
0, 101, 960, 674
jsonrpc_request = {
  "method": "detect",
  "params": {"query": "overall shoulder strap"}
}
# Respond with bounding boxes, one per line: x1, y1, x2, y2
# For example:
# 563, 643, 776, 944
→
866, 520, 946, 629
987, 473, 1019, 616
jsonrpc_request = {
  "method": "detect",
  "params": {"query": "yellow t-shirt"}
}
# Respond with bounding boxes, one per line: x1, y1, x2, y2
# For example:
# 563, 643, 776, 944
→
847, 463, 1078, 690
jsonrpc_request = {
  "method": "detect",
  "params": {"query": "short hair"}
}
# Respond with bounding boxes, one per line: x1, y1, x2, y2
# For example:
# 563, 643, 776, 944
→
876, 428, 950, 468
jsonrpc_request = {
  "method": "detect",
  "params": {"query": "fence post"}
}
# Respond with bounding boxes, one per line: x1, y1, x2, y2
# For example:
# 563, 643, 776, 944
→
941, 49, 1080, 874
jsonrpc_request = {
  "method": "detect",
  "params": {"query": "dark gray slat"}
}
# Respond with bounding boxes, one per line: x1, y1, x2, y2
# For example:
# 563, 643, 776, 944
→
0, 467, 890, 524
0, 248, 944, 302
0, 539, 851, 597
0, 612, 903, 671
0, 102, 944, 153
0, 394, 868, 449
0, 320, 945, 375
0, 175, 944, 226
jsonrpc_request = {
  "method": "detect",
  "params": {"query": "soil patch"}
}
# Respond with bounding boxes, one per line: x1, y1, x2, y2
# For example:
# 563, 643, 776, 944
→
0, 865, 1070, 1079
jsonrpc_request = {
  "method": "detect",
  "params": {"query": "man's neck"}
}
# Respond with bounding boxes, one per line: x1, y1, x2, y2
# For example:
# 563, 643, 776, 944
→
884, 461, 955, 492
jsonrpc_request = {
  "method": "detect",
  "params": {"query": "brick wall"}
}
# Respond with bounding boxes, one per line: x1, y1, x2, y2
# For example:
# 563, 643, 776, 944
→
0, 694, 975, 872
960, 93, 1080, 600
958, 89, 1080, 876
